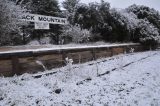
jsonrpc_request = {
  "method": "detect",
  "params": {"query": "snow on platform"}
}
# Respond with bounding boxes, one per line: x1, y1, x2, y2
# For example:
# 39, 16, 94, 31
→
0, 43, 139, 54
0, 51, 160, 106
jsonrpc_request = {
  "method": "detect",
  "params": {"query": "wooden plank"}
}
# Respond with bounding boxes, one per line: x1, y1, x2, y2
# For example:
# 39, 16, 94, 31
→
66, 51, 93, 64
112, 47, 125, 55
95, 50, 112, 59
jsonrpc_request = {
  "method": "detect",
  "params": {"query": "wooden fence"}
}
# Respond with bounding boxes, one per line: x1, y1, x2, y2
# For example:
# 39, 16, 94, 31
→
0, 43, 145, 76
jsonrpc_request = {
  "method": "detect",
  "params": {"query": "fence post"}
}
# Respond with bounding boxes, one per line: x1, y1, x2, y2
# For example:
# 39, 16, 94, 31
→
91, 48, 96, 60
11, 56, 20, 75
62, 51, 67, 65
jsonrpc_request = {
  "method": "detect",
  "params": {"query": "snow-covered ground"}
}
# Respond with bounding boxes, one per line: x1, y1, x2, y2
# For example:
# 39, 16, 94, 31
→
0, 51, 160, 106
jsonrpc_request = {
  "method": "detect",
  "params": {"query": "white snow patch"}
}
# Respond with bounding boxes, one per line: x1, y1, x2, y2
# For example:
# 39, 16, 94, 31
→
0, 51, 160, 106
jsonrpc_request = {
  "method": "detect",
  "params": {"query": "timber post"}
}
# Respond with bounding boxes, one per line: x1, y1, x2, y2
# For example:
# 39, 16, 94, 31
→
11, 56, 20, 75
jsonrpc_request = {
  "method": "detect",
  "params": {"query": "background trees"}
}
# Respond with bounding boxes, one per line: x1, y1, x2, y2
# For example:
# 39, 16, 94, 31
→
62, 0, 80, 24
0, 0, 26, 46
71, 2, 160, 47
126, 4, 160, 47
126, 4, 160, 32
72, 1, 111, 41
0, 0, 160, 47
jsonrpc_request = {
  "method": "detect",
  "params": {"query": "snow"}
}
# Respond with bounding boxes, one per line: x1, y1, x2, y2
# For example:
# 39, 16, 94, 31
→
111, 9, 140, 32
0, 51, 160, 106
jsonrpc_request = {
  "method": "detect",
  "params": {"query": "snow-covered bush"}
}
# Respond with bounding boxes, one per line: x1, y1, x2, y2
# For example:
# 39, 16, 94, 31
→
65, 57, 73, 71
126, 4, 160, 48
0, 0, 26, 46
39, 37, 51, 45
110, 9, 139, 41
111, 9, 139, 33
138, 20, 160, 49
27, 40, 41, 45
126, 4, 160, 33
72, 2, 160, 46
62, 0, 80, 24
110, 7, 160, 47
60, 25, 92, 43
73, 1, 112, 41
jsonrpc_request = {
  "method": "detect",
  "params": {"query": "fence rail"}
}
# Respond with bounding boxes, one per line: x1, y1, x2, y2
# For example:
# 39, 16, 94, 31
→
0, 43, 145, 76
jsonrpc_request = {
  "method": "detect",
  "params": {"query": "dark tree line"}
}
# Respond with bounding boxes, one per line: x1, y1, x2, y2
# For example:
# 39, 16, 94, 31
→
70, 1, 160, 47
0, 0, 160, 47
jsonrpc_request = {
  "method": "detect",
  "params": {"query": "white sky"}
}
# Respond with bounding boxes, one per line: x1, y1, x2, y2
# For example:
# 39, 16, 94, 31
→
58, 0, 160, 11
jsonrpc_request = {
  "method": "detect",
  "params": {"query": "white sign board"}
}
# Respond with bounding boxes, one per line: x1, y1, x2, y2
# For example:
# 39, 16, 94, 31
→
21, 14, 68, 25
35, 22, 49, 29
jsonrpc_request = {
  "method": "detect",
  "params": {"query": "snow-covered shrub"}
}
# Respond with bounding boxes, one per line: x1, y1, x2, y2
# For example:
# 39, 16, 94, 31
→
126, 4, 160, 33
138, 20, 160, 49
111, 9, 139, 33
110, 7, 160, 47
39, 37, 51, 45
65, 57, 73, 71
60, 25, 92, 43
129, 48, 135, 53
0, 0, 26, 46
110, 9, 135, 42
73, 1, 112, 41
62, 0, 80, 24
27, 40, 40, 45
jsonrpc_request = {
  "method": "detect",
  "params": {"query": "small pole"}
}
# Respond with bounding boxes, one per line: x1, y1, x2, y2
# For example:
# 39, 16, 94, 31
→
91, 49, 96, 60
62, 51, 67, 65
11, 56, 20, 75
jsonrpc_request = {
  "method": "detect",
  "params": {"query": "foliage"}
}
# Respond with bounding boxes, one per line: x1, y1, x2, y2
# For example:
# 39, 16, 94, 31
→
1, 1, 160, 47
73, 1, 112, 41
60, 25, 92, 43
126, 4, 160, 33
126, 4, 160, 47
138, 20, 160, 48
62, 0, 80, 13
62, 0, 80, 24
0, 0, 26, 46
72, 3, 160, 47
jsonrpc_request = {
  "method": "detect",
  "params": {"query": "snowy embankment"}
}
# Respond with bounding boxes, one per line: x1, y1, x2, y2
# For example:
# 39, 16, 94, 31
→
0, 51, 160, 106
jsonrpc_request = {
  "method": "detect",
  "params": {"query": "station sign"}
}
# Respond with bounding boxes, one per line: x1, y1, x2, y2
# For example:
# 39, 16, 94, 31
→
20, 14, 68, 29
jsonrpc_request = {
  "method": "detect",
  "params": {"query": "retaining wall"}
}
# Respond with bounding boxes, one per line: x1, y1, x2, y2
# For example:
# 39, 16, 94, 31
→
0, 43, 144, 76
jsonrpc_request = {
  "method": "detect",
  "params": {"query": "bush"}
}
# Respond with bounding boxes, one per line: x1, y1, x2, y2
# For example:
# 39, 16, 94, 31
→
138, 20, 160, 49
0, 0, 26, 46
60, 25, 92, 44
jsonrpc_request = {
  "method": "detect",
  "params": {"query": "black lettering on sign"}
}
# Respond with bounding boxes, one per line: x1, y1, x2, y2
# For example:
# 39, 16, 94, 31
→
26, 15, 31, 20
55, 19, 60, 22
47, 18, 52, 22
30, 16, 35, 20
21, 14, 67, 25
39, 17, 43, 21
50, 18, 55, 22
61, 19, 66, 24
21, 15, 26, 20
22, 15, 35, 21
43, 17, 47, 21
39, 17, 49, 22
